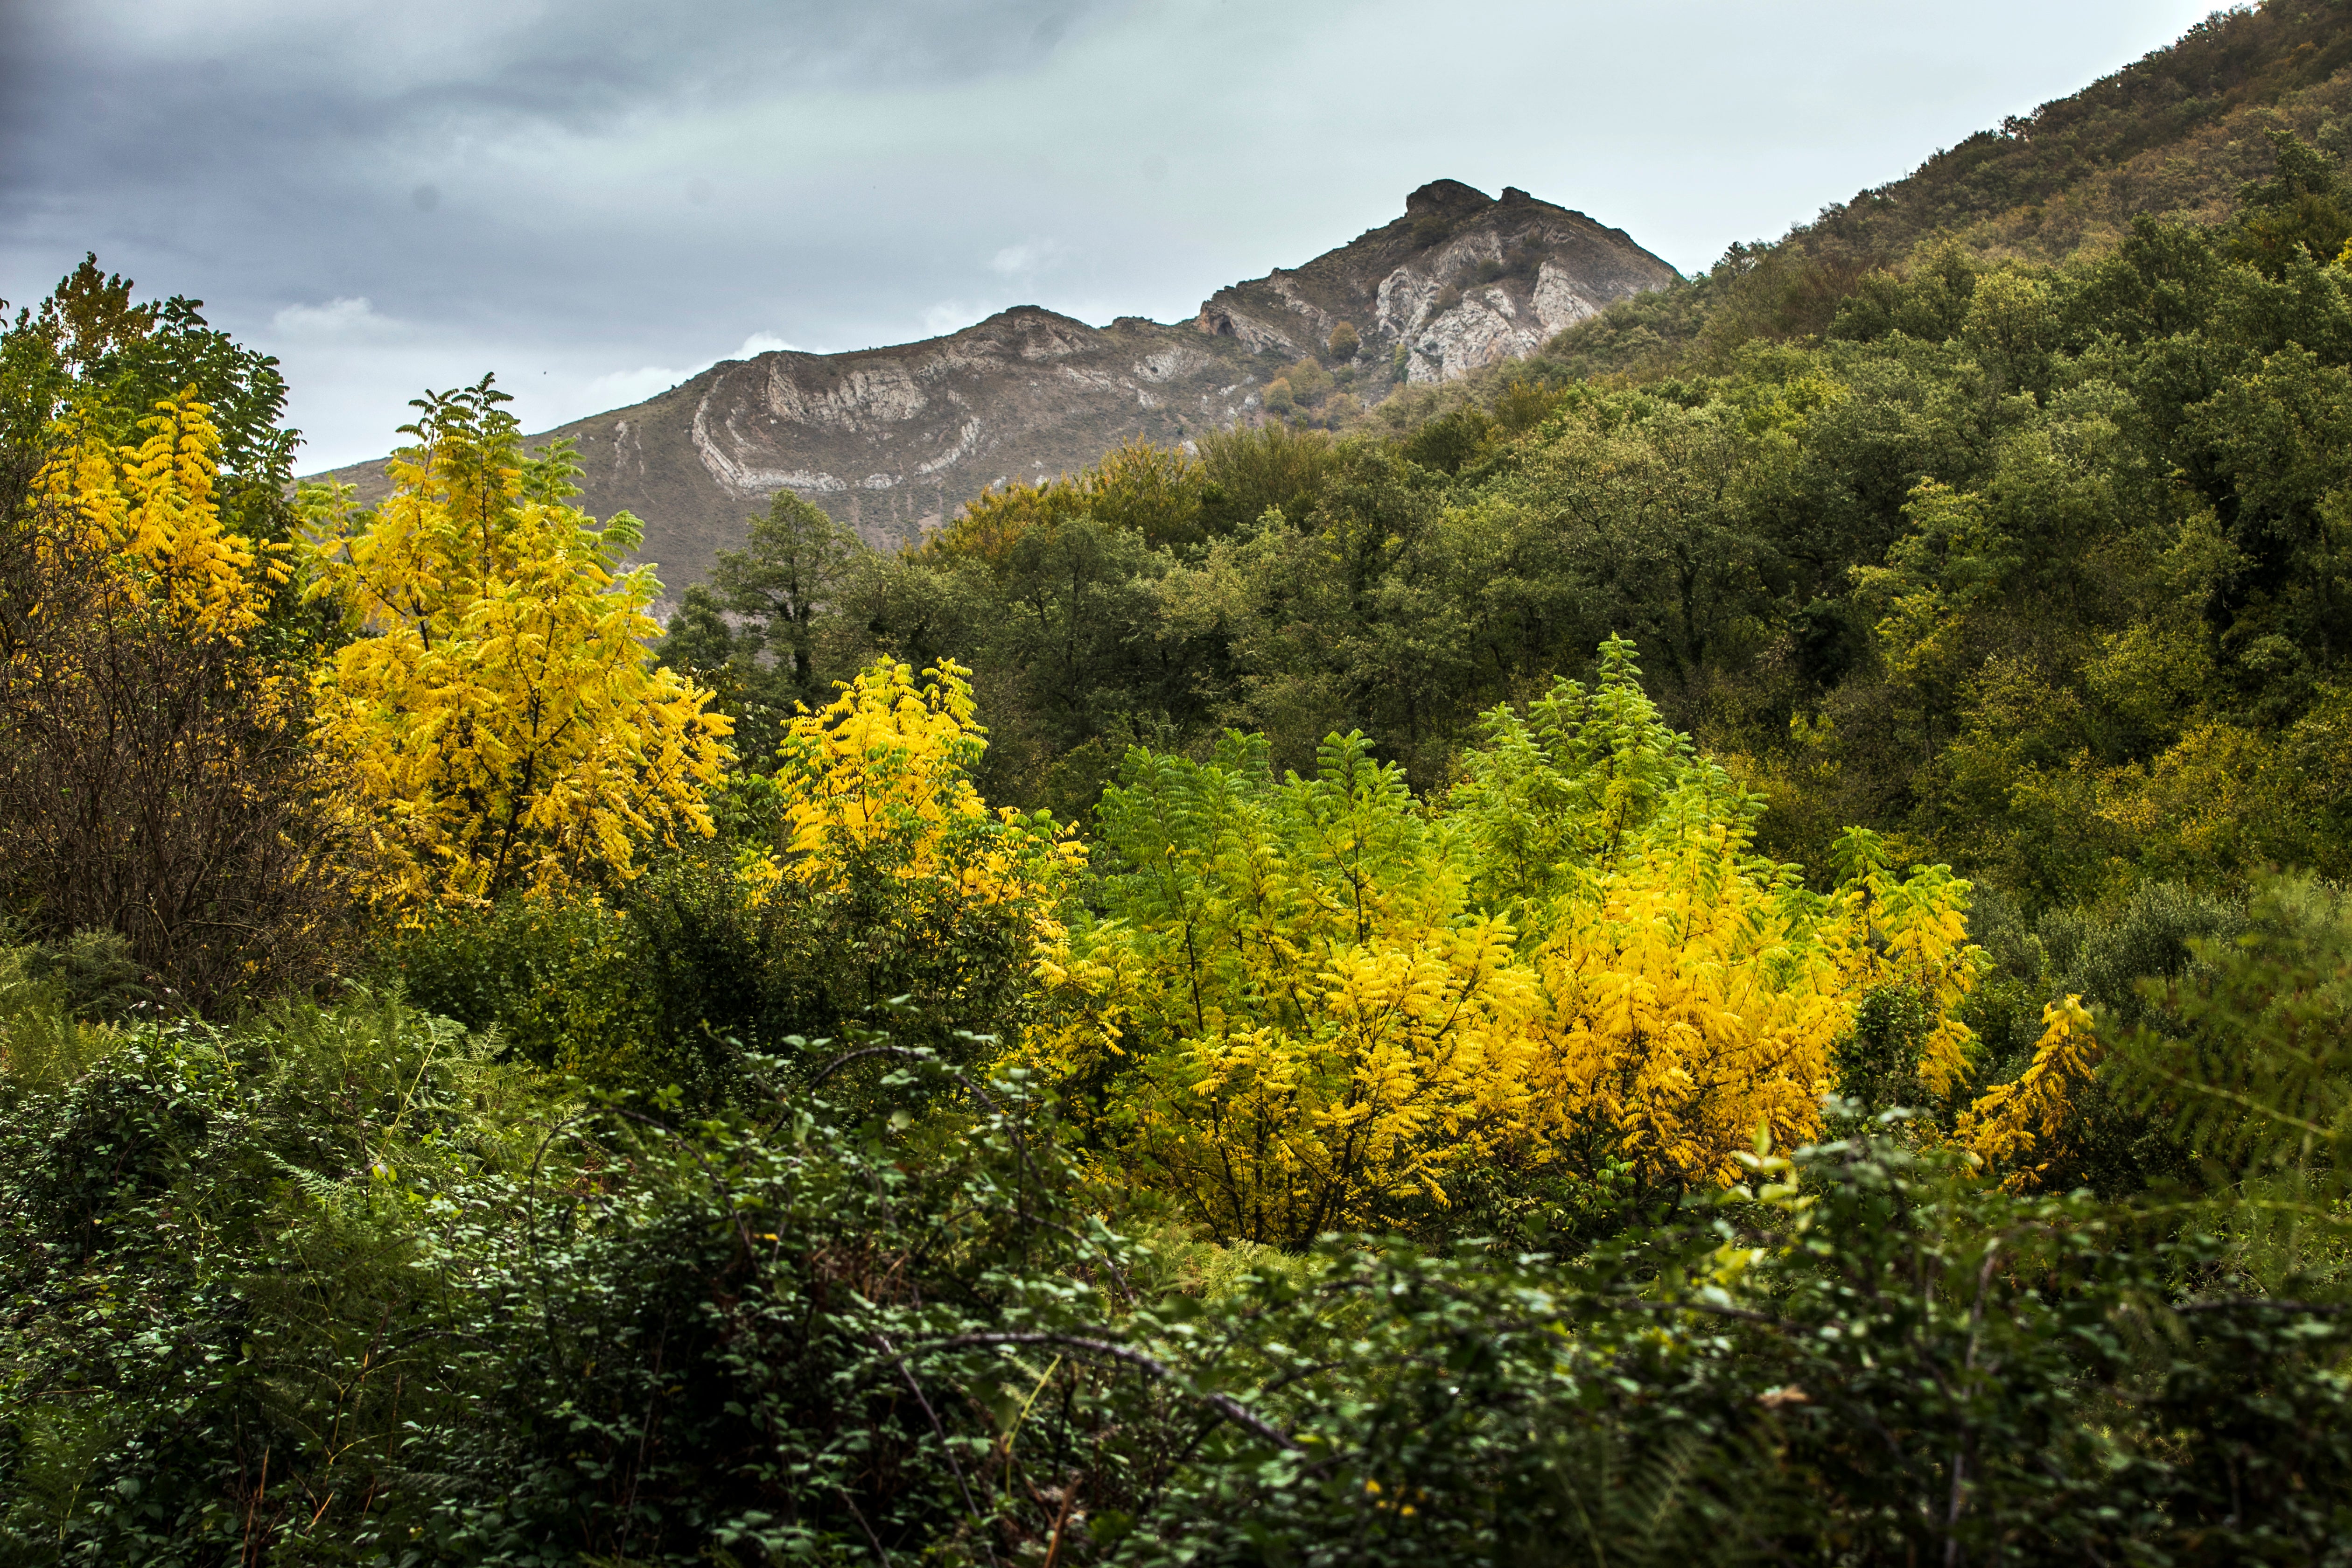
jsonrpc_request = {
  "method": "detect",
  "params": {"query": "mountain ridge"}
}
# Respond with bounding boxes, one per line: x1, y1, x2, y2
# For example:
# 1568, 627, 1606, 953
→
311, 182, 1676, 587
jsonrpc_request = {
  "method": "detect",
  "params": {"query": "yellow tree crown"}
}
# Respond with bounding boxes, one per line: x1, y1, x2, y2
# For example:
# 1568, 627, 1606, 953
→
33, 388, 285, 640
1030, 638, 1991, 1245
300, 378, 729, 905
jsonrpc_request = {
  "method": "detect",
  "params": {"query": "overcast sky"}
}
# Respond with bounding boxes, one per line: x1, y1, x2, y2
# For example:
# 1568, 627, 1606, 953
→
2, 0, 2221, 470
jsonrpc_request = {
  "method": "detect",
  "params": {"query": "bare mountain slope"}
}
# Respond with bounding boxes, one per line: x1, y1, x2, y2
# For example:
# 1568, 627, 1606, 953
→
313, 181, 1675, 587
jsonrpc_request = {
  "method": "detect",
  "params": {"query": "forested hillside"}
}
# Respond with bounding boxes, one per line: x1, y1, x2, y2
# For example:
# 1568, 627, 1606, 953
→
9, 4, 2352, 1563
694, 145, 2352, 915
1517, 0, 2352, 382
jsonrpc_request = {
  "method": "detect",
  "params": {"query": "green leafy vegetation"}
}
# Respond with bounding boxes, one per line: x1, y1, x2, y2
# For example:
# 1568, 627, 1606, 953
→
14, 5, 2352, 1558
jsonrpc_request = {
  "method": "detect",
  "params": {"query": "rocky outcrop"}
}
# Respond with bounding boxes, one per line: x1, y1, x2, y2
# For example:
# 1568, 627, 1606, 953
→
312, 181, 1676, 589
1204, 180, 1678, 385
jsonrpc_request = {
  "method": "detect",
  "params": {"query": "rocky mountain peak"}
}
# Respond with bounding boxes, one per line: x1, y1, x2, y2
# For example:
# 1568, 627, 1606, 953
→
314, 182, 1677, 588
1406, 178, 1496, 218
1193, 179, 1678, 385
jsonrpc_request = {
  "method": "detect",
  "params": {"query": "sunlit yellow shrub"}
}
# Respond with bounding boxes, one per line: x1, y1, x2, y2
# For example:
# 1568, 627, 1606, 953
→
764, 657, 1084, 1046
1030, 638, 1987, 1244
1959, 995, 2100, 1189
773, 656, 1082, 911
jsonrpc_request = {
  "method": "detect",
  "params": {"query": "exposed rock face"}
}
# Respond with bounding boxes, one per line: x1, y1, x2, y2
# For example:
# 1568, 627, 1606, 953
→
1203, 180, 1677, 385
312, 181, 1675, 589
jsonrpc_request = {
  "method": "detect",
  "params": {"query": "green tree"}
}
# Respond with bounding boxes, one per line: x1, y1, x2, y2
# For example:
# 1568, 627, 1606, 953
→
2231, 130, 2352, 277
710, 490, 862, 714
1196, 421, 1338, 535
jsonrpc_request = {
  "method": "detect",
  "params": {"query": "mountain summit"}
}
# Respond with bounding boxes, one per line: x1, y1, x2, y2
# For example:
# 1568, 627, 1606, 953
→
316, 182, 1675, 582
1197, 180, 1676, 379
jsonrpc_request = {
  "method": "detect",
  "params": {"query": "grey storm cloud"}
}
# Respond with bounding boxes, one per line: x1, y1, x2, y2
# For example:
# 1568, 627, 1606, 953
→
2, 0, 2223, 469
6, 0, 1113, 295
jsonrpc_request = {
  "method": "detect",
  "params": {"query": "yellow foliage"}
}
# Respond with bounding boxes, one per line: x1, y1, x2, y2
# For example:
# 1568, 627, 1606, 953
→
300, 385, 728, 905
1959, 995, 2100, 1189
1525, 836, 1851, 1188
32, 389, 285, 639
735, 844, 786, 910
770, 655, 1083, 955
1026, 642, 1989, 1244
1121, 913, 1542, 1243
1823, 829, 1985, 1096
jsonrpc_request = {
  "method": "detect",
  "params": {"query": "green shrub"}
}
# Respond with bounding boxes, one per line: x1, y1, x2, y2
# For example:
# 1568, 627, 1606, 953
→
1280, 355, 1334, 403
387, 893, 660, 1085
0, 991, 543, 1563
5, 994, 2351, 1565
0, 940, 120, 1096
23, 930, 156, 1022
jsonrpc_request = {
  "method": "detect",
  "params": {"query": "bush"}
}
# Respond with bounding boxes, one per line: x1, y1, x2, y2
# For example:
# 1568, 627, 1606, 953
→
0, 991, 546, 1564
0, 282, 353, 1012
1281, 355, 1335, 403
4, 986, 2352, 1564
0, 446, 353, 1011
0, 937, 122, 1094
388, 893, 661, 1083
23, 930, 157, 1023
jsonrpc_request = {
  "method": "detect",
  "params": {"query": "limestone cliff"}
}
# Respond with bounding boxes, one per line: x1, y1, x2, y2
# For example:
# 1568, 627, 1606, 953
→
1196, 180, 1676, 384
311, 181, 1675, 588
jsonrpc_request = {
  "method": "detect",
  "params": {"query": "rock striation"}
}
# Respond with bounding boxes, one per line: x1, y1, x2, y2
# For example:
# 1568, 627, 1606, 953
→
1197, 180, 1676, 384
312, 182, 1675, 588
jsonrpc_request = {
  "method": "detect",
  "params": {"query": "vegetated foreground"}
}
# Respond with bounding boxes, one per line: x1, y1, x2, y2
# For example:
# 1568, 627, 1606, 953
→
14, 34, 2352, 1568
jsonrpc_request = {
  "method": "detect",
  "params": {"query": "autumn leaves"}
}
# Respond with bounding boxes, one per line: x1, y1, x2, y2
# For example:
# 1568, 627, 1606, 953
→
298, 380, 731, 904
36, 377, 2042, 1233
1023, 642, 1995, 1244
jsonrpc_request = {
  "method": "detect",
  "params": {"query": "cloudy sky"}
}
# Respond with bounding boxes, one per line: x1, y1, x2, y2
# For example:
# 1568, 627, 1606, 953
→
3, 0, 2219, 470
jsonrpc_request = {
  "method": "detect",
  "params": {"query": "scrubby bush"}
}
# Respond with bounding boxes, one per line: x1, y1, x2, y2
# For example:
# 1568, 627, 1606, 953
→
1278, 355, 1334, 405
388, 891, 662, 1082
6, 993, 2349, 1565
0, 280, 354, 1010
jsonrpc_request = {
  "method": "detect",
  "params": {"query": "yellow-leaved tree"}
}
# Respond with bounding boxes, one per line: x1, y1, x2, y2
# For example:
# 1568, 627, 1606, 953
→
1031, 637, 1987, 1245
2, 287, 350, 1007
751, 656, 1084, 1056
33, 387, 284, 639
300, 378, 729, 904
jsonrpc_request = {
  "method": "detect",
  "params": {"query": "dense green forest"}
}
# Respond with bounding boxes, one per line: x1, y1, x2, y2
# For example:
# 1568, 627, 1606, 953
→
12, 4, 2352, 1562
